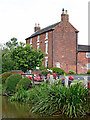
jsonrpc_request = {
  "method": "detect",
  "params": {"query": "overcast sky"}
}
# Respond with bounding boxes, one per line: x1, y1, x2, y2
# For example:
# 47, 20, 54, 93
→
0, 0, 89, 45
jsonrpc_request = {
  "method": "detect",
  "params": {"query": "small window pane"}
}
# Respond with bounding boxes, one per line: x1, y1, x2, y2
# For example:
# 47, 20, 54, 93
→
30, 38, 32, 44
37, 36, 40, 42
86, 52, 90, 58
46, 42, 48, 54
45, 58, 48, 68
56, 62, 60, 68
45, 33, 48, 39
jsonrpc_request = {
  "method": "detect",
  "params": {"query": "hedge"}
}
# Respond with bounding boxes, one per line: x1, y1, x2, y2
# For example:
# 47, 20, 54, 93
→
16, 77, 32, 90
5, 74, 22, 94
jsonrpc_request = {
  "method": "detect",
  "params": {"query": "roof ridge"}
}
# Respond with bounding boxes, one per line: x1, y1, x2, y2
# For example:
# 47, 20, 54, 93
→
25, 21, 60, 40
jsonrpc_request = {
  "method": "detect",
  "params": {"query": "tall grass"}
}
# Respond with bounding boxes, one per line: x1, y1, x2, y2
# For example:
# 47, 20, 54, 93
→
10, 82, 89, 118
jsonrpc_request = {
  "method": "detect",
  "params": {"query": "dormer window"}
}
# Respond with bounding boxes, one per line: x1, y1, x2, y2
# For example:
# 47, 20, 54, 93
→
45, 32, 48, 40
30, 38, 32, 44
37, 35, 40, 42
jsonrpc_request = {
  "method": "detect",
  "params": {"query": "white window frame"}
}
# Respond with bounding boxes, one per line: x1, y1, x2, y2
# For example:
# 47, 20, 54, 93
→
86, 63, 90, 70
30, 38, 32, 44
37, 35, 40, 42
45, 32, 48, 40
56, 62, 60, 68
45, 41, 48, 54
37, 43, 39, 49
45, 57, 48, 68
86, 52, 90, 58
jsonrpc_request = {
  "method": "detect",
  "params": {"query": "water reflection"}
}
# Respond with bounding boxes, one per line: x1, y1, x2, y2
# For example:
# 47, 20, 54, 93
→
2, 96, 90, 120
2, 96, 38, 118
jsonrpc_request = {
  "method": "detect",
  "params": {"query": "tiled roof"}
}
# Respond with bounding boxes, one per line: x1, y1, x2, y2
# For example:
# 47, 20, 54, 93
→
25, 22, 60, 40
78, 45, 90, 52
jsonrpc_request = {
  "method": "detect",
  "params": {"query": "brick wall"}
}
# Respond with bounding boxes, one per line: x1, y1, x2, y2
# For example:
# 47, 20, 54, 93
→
77, 52, 89, 74
27, 31, 53, 68
53, 22, 77, 73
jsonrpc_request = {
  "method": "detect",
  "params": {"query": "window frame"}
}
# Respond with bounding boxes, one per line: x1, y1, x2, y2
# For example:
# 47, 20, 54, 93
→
45, 57, 48, 68
37, 43, 39, 49
30, 38, 32, 44
45, 41, 48, 54
56, 62, 60, 68
45, 32, 48, 40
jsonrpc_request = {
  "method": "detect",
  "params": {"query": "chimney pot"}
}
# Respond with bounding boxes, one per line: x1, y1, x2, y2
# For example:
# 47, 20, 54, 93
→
34, 23, 40, 32
61, 9, 69, 22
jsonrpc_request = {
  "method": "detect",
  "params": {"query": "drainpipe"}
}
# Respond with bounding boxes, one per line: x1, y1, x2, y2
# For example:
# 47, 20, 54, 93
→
52, 31, 53, 67
75, 31, 79, 74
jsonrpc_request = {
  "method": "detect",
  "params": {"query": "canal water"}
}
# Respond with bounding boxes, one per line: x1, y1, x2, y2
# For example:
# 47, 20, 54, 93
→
1, 96, 90, 120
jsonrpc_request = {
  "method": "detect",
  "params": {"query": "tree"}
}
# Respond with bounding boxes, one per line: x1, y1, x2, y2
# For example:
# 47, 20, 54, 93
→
6, 37, 18, 50
10, 43, 45, 72
2, 48, 15, 73
2, 37, 19, 73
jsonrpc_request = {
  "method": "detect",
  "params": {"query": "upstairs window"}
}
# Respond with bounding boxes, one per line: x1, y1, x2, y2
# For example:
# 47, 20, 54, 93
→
30, 38, 32, 44
45, 41, 48, 54
45, 32, 48, 40
86, 52, 90, 58
37, 35, 40, 42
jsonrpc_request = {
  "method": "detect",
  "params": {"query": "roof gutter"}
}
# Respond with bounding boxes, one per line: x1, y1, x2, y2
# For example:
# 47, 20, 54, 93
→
52, 31, 53, 67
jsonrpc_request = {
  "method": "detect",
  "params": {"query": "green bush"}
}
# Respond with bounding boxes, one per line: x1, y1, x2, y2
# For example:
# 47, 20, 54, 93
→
1, 72, 12, 84
41, 70, 52, 75
10, 82, 89, 118
87, 70, 90, 74
6, 74, 22, 94
16, 77, 32, 91
51, 67, 65, 75
69, 70, 75, 75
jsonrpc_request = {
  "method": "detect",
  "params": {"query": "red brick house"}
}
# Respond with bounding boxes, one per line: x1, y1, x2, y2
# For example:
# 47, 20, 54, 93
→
25, 9, 90, 74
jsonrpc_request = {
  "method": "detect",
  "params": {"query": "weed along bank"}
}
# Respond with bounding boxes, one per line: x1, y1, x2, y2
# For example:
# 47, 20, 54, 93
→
1, 71, 90, 119
25, 9, 90, 74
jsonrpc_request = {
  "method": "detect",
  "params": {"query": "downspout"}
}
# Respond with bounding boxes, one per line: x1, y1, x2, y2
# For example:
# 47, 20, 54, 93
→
75, 31, 79, 74
52, 31, 53, 67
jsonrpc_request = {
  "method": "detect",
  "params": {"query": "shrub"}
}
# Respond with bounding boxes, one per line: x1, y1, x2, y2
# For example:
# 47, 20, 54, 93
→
6, 74, 22, 94
69, 70, 75, 75
16, 77, 32, 90
41, 70, 52, 75
30, 83, 89, 118
87, 70, 90, 74
51, 67, 65, 75
10, 82, 89, 118
1, 72, 12, 84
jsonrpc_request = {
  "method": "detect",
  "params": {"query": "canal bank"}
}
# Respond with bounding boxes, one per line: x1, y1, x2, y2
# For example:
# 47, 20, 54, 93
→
1, 94, 90, 119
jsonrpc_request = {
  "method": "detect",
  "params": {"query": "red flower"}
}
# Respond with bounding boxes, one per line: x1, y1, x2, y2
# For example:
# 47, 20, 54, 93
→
27, 76, 32, 80
69, 76, 74, 80
52, 73, 57, 79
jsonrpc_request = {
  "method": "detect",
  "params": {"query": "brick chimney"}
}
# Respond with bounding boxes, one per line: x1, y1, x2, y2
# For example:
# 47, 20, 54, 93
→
61, 8, 69, 22
34, 23, 40, 32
